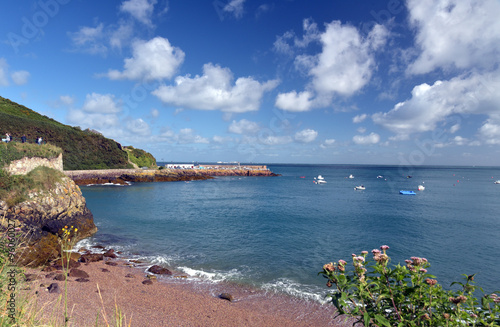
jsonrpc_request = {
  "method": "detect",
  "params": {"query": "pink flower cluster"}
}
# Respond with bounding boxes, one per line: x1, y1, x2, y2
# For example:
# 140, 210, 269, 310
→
323, 260, 348, 274
425, 278, 437, 286
372, 247, 389, 265
405, 256, 428, 273
489, 294, 500, 304
449, 295, 467, 305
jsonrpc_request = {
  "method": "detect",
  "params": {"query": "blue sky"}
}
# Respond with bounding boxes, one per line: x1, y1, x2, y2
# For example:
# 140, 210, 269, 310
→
1, 0, 500, 165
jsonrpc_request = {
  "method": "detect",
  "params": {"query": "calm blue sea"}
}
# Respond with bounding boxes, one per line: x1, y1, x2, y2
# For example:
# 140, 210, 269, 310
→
77, 164, 500, 302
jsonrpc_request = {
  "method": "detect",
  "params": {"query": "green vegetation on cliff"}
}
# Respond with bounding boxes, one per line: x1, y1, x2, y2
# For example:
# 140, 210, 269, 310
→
0, 166, 65, 207
0, 142, 62, 167
0, 96, 133, 170
124, 146, 157, 168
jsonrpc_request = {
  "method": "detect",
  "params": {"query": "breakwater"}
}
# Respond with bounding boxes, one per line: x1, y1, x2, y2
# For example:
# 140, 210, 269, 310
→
64, 168, 279, 185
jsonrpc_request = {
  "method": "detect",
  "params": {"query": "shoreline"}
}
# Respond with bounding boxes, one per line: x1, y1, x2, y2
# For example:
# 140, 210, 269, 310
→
21, 253, 353, 326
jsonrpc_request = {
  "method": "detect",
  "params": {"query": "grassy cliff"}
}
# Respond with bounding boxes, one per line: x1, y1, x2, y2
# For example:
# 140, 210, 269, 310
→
0, 96, 139, 170
124, 146, 157, 168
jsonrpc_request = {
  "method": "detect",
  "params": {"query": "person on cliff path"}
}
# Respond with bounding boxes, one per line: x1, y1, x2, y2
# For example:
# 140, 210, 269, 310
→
21, 134, 26, 143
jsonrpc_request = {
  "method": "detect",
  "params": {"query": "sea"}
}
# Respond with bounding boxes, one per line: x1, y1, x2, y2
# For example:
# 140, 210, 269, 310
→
76, 164, 500, 303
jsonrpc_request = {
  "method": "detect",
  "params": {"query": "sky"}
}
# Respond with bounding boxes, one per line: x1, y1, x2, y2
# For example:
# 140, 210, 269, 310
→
1, 0, 500, 166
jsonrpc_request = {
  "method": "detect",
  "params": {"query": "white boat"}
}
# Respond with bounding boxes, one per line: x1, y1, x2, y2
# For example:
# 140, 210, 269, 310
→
354, 185, 365, 190
314, 175, 327, 184
348, 174, 354, 179
418, 185, 425, 191
377, 175, 383, 179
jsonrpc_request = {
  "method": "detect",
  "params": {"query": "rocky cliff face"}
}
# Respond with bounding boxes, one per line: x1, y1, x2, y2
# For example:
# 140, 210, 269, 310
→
0, 176, 97, 266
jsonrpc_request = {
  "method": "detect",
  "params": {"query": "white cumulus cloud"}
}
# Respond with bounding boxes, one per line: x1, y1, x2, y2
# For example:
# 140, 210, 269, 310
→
126, 118, 151, 136
153, 63, 278, 113
353, 113, 367, 123
223, 0, 246, 18
106, 37, 184, 81
407, 0, 500, 74
353, 132, 380, 145
372, 72, 500, 139
120, 0, 157, 26
275, 21, 388, 112
11, 70, 30, 85
82, 93, 122, 113
228, 119, 260, 134
275, 91, 314, 112
294, 129, 318, 143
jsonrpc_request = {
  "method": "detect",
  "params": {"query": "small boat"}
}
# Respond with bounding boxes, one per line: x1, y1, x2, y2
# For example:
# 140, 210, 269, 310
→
300, 176, 305, 178
348, 174, 354, 179
418, 185, 425, 191
407, 175, 412, 178
400, 190, 416, 195
314, 175, 327, 184
377, 175, 383, 179
354, 185, 365, 190
494, 180, 500, 184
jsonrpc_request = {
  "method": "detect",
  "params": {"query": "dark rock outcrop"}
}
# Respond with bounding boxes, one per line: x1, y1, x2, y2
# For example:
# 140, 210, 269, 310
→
47, 283, 60, 294
0, 176, 97, 267
80, 253, 104, 263
147, 265, 172, 275
103, 249, 117, 258
219, 293, 234, 302
69, 268, 89, 278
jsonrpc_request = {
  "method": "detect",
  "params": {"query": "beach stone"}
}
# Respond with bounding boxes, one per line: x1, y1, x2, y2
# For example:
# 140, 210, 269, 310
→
91, 245, 106, 250
147, 265, 172, 275
103, 249, 117, 258
53, 274, 66, 281
101, 268, 110, 273
105, 261, 118, 266
75, 278, 90, 282
142, 279, 153, 285
40, 283, 50, 288
125, 273, 135, 278
80, 253, 104, 263
219, 293, 234, 302
24, 273, 40, 281
42, 266, 57, 272
69, 268, 89, 278
47, 283, 60, 294
146, 275, 157, 280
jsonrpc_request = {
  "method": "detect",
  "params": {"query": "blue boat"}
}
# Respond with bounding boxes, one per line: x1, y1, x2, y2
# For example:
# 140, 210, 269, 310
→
400, 190, 416, 195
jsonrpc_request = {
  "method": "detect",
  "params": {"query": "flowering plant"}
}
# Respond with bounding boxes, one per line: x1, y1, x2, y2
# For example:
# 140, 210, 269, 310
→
320, 246, 500, 326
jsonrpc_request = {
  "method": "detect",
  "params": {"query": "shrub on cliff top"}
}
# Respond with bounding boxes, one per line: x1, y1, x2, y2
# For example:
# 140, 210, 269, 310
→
123, 146, 157, 168
0, 166, 64, 207
320, 246, 500, 326
0, 142, 62, 167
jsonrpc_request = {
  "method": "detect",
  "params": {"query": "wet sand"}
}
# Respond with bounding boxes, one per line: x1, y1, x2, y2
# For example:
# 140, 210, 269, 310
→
21, 258, 355, 326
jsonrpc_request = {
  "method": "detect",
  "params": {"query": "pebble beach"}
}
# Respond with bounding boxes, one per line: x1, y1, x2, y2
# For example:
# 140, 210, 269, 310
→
22, 255, 353, 327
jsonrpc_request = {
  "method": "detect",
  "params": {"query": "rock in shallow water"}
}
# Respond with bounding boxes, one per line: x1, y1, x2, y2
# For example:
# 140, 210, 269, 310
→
147, 265, 172, 275
219, 293, 234, 302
